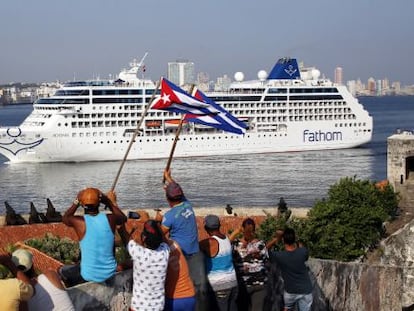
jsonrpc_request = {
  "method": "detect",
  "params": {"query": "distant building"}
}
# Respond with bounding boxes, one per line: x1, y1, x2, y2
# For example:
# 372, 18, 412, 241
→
167, 60, 195, 87
376, 80, 382, 96
367, 77, 376, 95
214, 74, 232, 91
37, 82, 61, 98
393, 81, 401, 93
347, 80, 356, 96
334, 67, 343, 85
196, 72, 210, 92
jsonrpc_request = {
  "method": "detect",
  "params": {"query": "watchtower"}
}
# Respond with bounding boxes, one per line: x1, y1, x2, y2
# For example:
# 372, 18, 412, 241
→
387, 130, 414, 207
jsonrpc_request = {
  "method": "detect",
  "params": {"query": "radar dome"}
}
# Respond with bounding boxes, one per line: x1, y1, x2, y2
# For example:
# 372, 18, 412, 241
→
258, 70, 267, 81
234, 72, 244, 82
311, 69, 320, 79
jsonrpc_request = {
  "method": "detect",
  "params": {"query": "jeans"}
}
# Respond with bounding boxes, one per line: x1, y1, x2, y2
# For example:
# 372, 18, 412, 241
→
283, 292, 313, 311
185, 251, 209, 311
246, 284, 267, 311
164, 296, 196, 311
214, 286, 238, 311
59, 264, 86, 287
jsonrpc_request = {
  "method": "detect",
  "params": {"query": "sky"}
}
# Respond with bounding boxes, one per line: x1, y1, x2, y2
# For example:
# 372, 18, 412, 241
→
1, 0, 413, 85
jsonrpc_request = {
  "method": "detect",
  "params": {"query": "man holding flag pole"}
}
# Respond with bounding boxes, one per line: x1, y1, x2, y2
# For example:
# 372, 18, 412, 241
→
150, 77, 247, 311
112, 76, 247, 190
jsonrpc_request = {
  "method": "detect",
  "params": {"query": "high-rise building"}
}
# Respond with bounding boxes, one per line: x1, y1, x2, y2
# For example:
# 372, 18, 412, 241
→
367, 77, 376, 95
167, 60, 195, 86
334, 67, 343, 85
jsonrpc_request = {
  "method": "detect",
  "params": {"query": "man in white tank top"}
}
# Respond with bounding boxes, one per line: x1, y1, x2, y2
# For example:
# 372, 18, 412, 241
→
199, 214, 238, 311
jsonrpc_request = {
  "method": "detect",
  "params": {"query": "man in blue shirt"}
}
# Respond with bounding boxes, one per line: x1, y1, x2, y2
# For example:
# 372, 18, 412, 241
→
157, 169, 208, 311
61, 187, 127, 286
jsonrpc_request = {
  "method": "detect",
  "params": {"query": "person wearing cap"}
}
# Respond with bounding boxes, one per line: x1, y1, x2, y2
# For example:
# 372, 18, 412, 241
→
7, 248, 75, 311
267, 228, 313, 311
0, 251, 33, 310
156, 169, 208, 311
122, 219, 170, 311
199, 215, 238, 311
229, 217, 269, 311
61, 187, 127, 286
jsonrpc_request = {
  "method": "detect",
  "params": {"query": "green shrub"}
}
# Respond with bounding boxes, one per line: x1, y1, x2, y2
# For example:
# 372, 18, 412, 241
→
0, 264, 13, 279
302, 176, 399, 261
115, 245, 130, 264
25, 233, 80, 264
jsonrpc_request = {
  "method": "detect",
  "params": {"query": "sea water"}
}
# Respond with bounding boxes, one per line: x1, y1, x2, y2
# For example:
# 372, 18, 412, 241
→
1, 96, 414, 213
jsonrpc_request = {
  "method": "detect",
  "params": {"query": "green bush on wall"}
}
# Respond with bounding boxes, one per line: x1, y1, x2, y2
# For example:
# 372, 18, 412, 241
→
257, 176, 399, 262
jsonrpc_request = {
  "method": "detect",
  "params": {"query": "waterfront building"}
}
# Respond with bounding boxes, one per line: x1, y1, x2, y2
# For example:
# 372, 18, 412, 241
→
334, 67, 343, 85
367, 78, 376, 95
196, 72, 210, 92
347, 80, 356, 97
214, 74, 232, 91
167, 60, 195, 87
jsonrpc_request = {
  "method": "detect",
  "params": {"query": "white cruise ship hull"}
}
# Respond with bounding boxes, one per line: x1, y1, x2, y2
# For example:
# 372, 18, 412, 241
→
0, 121, 372, 163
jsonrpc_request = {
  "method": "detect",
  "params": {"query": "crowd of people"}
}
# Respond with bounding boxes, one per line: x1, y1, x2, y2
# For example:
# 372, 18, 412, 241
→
0, 169, 313, 311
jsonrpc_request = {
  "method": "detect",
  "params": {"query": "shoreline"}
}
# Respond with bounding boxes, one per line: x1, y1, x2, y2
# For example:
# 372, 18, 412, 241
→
0, 206, 310, 227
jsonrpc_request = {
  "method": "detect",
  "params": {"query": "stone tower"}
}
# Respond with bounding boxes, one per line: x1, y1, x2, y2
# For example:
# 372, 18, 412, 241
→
387, 130, 414, 207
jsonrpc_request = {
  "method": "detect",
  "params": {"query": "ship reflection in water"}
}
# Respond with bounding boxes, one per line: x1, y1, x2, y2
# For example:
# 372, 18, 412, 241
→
0, 147, 377, 214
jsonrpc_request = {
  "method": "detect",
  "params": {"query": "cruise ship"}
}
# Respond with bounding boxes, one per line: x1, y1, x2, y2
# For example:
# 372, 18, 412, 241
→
0, 57, 373, 163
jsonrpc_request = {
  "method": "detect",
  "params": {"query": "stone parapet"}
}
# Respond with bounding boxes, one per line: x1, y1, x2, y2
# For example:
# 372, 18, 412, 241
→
67, 258, 406, 311
0, 207, 309, 227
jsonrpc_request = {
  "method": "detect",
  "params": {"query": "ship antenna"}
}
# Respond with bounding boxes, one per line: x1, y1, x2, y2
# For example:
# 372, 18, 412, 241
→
138, 52, 148, 66
137, 52, 148, 79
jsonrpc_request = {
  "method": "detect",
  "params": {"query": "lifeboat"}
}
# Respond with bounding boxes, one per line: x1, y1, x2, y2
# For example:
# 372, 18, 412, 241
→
145, 120, 161, 128
164, 119, 187, 128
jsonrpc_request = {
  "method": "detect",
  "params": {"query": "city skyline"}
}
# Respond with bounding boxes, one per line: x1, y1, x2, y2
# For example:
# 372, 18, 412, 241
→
1, 0, 413, 85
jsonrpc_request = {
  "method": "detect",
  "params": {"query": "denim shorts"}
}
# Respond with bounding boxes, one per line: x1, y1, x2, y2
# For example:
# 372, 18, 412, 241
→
284, 291, 313, 311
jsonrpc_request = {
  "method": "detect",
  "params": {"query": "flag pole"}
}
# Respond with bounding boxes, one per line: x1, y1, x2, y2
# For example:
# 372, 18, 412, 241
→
111, 79, 161, 191
163, 84, 196, 183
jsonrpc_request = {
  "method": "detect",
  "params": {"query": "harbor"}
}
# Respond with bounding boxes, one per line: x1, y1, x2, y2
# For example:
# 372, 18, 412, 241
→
1, 96, 414, 213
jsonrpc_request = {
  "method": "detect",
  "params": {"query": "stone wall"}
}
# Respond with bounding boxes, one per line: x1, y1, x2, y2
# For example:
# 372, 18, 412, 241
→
67, 257, 407, 311
387, 131, 414, 193
378, 219, 414, 307
308, 259, 404, 311
68, 270, 133, 311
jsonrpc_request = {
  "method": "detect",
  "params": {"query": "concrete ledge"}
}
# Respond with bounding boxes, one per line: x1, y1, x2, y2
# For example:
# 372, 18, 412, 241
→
0, 207, 309, 227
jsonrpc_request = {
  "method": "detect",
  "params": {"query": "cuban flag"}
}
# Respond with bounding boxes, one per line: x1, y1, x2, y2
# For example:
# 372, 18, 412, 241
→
152, 77, 220, 115
185, 89, 247, 135
152, 78, 247, 135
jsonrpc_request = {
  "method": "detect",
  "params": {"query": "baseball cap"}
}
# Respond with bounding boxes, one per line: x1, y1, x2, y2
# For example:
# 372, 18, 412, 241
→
204, 214, 220, 230
11, 249, 33, 272
165, 182, 184, 201
79, 188, 101, 206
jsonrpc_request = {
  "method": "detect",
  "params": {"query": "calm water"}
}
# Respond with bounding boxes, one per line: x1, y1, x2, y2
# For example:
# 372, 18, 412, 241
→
1, 96, 414, 213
